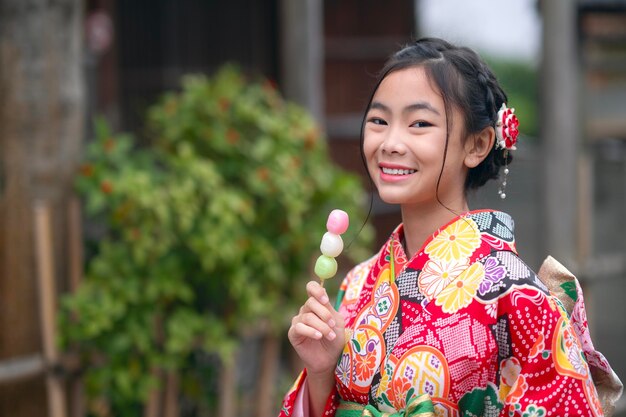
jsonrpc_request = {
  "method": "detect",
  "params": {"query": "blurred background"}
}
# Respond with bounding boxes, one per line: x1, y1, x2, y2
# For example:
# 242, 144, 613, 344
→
1, 0, 625, 416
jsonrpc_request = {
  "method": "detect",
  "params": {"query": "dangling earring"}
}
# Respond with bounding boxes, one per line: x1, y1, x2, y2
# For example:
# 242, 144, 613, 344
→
498, 150, 509, 199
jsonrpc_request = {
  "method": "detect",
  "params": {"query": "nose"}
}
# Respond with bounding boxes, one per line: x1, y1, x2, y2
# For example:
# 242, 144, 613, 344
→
381, 125, 407, 155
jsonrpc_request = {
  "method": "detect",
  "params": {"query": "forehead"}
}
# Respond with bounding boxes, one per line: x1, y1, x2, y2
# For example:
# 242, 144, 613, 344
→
373, 66, 444, 107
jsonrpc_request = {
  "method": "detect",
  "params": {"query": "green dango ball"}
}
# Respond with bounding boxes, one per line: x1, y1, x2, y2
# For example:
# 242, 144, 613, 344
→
314, 255, 338, 280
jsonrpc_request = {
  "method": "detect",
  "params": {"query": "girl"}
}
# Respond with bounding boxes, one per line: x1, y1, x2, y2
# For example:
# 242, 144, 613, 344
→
280, 38, 621, 417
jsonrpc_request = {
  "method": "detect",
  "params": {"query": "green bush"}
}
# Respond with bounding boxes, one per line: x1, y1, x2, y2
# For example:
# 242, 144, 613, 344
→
484, 57, 538, 138
60, 65, 373, 415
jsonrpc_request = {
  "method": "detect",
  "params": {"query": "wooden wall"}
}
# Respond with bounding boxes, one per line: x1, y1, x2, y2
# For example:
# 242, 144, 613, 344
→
324, 0, 416, 249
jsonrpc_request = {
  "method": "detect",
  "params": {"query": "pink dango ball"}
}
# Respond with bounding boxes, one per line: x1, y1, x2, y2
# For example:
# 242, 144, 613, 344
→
326, 209, 349, 235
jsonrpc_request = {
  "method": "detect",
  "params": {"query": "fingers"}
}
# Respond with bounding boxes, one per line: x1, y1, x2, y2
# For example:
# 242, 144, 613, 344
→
303, 295, 335, 327
291, 314, 336, 341
289, 281, 340, 342
306, 280, 331, 307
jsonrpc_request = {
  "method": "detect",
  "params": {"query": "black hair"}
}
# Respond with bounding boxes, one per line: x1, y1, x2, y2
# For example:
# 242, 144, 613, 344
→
359, 37, 512, 195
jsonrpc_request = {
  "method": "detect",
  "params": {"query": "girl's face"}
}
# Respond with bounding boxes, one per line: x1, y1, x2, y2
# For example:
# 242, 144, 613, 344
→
363, 66, 470, 209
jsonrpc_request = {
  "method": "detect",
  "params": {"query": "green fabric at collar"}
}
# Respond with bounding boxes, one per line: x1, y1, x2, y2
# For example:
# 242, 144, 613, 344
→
336, 394, 435, 417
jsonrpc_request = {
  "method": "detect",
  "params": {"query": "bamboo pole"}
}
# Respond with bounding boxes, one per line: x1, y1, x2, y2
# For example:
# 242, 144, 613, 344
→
34, 200, 68, 417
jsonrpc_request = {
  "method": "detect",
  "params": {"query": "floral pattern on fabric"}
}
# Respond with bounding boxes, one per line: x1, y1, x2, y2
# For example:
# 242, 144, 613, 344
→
435, 262, 484, 314
424, 217, 481, 262
278, 210, 610, 417
419, 258, 469, 302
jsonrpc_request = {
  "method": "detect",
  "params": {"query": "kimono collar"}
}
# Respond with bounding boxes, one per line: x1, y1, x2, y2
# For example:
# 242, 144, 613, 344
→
382, 209, 517, 279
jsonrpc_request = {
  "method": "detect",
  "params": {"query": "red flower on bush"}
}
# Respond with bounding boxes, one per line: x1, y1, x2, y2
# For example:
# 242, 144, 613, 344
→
103, 138, 116, 153
263, 79, 278, 92
79, 163, 94, 177
219, 97, 230, 113
226, 128, 240, 144
304, 128, 318, 150
100, 180, 113, 194
256, 167, 270, 181
495, 104, 519, 150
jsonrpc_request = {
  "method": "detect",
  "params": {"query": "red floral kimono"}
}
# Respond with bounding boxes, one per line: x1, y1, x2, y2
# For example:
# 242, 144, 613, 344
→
280, 210, 622, 417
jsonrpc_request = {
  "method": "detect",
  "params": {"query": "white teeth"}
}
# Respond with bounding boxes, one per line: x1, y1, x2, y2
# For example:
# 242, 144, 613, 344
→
381, 167, 416, 175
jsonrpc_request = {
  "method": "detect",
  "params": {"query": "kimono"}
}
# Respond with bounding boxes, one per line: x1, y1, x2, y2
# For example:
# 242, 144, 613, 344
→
280, 210, 622, 417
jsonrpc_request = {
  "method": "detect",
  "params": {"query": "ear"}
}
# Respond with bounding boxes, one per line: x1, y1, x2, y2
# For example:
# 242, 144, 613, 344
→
464, 126, 495, 168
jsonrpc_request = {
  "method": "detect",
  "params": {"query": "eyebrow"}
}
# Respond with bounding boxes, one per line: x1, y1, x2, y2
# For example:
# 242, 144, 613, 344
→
370, 101, 441, 116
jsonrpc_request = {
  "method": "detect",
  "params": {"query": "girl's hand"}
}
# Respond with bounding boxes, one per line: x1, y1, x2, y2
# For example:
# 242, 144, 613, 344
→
288, 281, 346, 377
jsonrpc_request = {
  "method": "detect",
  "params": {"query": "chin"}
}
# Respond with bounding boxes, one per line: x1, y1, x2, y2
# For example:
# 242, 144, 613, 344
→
377, 189, 440, 208
377, 191, 411, 206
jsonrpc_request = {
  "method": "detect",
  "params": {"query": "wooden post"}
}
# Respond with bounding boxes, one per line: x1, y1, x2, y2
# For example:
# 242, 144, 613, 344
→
67, 196, 85, 417
0, 0, 85, 413
255, 333, 281, 417
218, 356, 237, 417
279, 0, 325, 125
33, 200, 67, 417
540, 0, 580, 269
143, 368, 163, 417
67, 197, 84, 293
163, 371, 180, 417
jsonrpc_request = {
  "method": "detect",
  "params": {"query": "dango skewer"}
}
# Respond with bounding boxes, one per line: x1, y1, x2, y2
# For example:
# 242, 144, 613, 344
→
314, 209, 349, 287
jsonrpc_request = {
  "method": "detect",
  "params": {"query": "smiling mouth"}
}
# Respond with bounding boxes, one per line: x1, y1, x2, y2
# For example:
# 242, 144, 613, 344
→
381, 167, 417, 175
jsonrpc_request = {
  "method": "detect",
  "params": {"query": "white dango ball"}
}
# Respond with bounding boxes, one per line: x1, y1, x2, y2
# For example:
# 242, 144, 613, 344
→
320, 232, 343, 258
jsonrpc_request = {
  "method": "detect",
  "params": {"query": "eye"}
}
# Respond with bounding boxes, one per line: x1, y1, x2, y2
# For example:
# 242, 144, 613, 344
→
367, 117, 387, 126
410, 121, 432, 128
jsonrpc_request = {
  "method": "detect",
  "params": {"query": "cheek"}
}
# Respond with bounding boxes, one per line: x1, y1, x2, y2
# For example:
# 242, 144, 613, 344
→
362, 134, 378, 160
438, 152, 469, 186
362, 137, 380, 179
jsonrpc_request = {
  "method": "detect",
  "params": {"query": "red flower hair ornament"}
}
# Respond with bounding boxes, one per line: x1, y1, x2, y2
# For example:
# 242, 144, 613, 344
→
495, 103, 519, 151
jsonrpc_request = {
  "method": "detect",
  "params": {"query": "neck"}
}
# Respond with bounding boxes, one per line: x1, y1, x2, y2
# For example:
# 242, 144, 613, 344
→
400, 199, 469, 258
